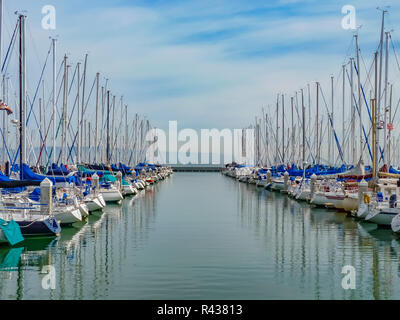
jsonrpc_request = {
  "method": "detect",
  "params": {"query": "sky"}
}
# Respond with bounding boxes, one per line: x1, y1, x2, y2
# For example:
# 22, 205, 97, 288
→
4, 0, 399, 134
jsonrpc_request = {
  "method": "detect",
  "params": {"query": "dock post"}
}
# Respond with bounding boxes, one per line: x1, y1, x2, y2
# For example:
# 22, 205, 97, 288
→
92, 173, 99, 194
358, 179, 368, 206
310, 174, 317, 200
116, 171, 123, 190
40, 178, 53, 216
267, 170, 272, 183
283, 171, 289, 193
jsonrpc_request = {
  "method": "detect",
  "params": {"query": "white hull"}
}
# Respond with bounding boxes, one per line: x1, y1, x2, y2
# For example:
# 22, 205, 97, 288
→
101, 189, 124, 202
365, 207, 398, 226
256, 179, 269, 187
122, 184, 137, 196
79, 203, 89, 218
85, 197, 104, 212
54, 207, 82, 225
296, 189, 310, 201
391, 214, 400, 233
311, 192, 344, 207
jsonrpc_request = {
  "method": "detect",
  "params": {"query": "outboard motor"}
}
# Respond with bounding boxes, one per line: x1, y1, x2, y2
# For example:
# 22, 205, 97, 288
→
390, 194, 397, 208
377, 192, 384, 202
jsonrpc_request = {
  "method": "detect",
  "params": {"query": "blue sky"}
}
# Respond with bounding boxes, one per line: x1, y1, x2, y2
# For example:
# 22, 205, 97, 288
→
5, 0, 400, 133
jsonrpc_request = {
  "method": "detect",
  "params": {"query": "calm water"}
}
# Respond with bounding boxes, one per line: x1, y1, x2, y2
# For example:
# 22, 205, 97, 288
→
1, 172, 400, 299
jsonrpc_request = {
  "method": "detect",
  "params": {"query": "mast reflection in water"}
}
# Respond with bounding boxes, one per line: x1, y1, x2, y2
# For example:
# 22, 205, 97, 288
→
0, 173, 399, 299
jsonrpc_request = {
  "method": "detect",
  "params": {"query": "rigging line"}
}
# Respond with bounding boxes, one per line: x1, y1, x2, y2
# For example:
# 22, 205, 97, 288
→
293, 89, 315, 164
348, 64, 383, 155
66, 75, 96, 162
10, 42, 52, 172
318, 85, 344, 162
1, 20, 18, 73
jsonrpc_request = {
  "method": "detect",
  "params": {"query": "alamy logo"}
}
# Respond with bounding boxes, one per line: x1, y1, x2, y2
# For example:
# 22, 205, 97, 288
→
41, 265, 56, 290
145, 121, 255, 165
341, 5, 356, 30
41, 5, 56, 30
341, 265, 356, 290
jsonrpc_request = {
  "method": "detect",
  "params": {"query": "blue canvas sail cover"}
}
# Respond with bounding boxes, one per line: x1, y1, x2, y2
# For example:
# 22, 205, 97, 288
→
21, 164, 77, 184
46, 163, 71, 175
0, 219, 24, 246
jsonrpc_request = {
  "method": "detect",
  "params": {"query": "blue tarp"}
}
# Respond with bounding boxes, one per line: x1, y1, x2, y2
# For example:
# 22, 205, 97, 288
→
19, 164, 78, 185
0, 219, 24, 246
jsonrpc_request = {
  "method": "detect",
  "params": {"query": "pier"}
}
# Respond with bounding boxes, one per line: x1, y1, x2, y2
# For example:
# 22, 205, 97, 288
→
169, 165, 223, 172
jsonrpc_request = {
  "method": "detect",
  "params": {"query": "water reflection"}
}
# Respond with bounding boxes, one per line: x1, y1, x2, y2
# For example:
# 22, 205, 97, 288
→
236, 181, 400, 299
0, 174, 399, 299
0, 182, 159, 300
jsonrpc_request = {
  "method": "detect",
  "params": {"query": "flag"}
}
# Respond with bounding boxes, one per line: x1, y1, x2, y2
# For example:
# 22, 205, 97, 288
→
0, 101, 12, 115
388, 123, 394, 131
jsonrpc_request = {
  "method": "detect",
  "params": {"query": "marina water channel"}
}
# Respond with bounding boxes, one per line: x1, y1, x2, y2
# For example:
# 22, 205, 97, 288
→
0, 172, 399, 299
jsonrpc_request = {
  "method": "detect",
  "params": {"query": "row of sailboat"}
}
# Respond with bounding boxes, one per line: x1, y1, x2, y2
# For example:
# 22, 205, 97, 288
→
223, 10, 400, 235
0, 4, 173, 246
0, 163, 173, 245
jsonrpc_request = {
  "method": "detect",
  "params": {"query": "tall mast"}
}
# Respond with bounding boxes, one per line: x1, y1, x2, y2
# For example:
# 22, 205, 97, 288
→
52, 38, 56, 164
377, 10, 386, 163
384, 31, 389, 165
106, 90, 110, 164
76, 62, 80, 163
307, 84, 311, 157
112, 95, 115, 163
316, 82, 319, 164
80, 54, 88, 162
301, 89, 305, 165
350, 58, 356, 164
388, 84, 392, 167
342, 64, 345, 163
329, 76, 334, 163
0, 0, 3, 168
374, 51, 378, 178
275, 95, 278, 165
19, 14, 26, 179
291, 97, 294, 164
125, 104, 128, 164
61, 55, 67, 164
94, 72, 99, 163
355, 34, 362, 160
282, 94, 285, 165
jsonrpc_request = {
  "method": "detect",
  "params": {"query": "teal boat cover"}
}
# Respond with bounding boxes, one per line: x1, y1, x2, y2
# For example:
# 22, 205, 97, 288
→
0, 247, 23, 270
0, 219, 24, 246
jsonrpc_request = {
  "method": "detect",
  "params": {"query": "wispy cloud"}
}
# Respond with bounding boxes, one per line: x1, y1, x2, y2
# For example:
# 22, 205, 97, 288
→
6, 0, 400, 131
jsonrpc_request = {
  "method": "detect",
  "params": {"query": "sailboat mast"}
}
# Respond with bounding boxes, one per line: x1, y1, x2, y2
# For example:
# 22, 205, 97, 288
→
374, 51, 378, 177
377, 10, 386, 163
355, 34, 362, 160
275, 95, 278, 165
125, 104, 128, 164
301, 89, 305, 165
61, 55, 67, 164
0, 0, 3, 167
316, 82, 319, 164
76, 62, 81, 163
94, 72, 99, 163
282, 94, 284, 165
52, 38, 56, 164
106, 90, 110, 164
81, 54, 88, 162
350, 58, 356, 164
342, 64, 345, 163
384, 31, 389, 165
388, 84, 392, 167
290, 97, 294, 164
19, 14, 26, 179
